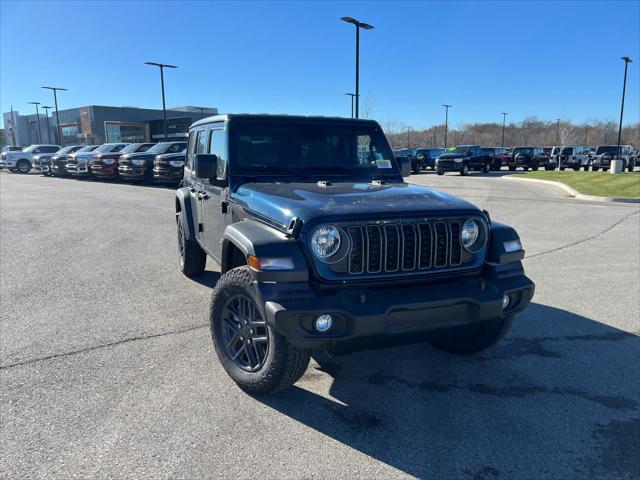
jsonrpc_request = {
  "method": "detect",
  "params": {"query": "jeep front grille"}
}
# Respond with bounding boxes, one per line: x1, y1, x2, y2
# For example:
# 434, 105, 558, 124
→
345, 219, 465, 275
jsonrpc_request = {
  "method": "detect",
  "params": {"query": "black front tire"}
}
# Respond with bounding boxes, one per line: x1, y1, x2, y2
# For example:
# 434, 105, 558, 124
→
210, 266, 311, 394
460, 165, 469, 176
16, 160, 31, 174
430, 316, 513, 355
177, 213, 206, 277
508, 165, 516, 171
437, 170, 444, 176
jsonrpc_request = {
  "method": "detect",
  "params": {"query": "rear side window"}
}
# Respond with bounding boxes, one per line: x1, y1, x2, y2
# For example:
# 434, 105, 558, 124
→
43, 146, 59, 153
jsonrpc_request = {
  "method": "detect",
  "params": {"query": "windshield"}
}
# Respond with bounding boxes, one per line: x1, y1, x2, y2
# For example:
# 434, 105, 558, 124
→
23, 145, 39, 153
231, 122, 398, 177
57, 145, 79, 155
121, 144, 146, 154
147, 142, 187, 154
76, 145, 97, 153
95, 144, 122, 153
596, 146, 619, 155
448, 146, 470, 155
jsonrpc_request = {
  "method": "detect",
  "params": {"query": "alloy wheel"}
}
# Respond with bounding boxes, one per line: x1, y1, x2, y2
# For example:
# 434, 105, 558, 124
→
221, 294, 269, 372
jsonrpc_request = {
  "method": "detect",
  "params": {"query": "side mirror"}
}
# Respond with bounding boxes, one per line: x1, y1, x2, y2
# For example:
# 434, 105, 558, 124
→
195, 153, 218, 179
398, 156, 411, 177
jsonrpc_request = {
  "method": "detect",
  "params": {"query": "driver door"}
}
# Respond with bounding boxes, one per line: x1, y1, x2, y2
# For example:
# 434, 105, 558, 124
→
201, 126, 229, 262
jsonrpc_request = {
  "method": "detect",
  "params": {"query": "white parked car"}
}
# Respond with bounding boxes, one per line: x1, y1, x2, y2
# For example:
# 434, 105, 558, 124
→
0, 144, 61, 173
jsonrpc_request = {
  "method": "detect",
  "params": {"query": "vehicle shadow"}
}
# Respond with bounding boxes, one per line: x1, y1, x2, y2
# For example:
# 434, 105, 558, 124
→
256, 303, 640, 479
190, 270, 221, 288
413, 170, 518, 178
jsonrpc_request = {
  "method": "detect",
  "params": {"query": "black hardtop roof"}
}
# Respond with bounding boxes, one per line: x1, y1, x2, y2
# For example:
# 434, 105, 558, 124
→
190, 113, 380, 129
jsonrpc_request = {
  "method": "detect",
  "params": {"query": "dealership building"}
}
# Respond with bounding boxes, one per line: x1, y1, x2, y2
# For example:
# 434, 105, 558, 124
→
2, 104, 217, 147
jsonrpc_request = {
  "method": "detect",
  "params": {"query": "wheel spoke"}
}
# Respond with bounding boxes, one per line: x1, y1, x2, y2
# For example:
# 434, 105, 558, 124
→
231, 344, 247, 361
252, 335, 268, 343
223, 316, 240, 333
225, 332, 241, 349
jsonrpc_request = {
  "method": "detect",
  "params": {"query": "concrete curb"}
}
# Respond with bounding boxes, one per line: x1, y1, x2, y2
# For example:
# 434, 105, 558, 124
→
503, 175, 640, 204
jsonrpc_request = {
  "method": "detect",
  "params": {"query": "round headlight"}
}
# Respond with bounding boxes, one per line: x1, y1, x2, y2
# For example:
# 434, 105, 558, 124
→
461, 219, 480, 250
311, 226, 341, 259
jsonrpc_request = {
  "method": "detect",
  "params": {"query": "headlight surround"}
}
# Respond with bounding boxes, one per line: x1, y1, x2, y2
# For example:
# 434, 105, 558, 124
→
454, 157, 463, 163
311, 226, 341, 259
102, 158, 115, 165
168, 160, 184, 167
132, 159, 145, 166
461, 219, 480, 251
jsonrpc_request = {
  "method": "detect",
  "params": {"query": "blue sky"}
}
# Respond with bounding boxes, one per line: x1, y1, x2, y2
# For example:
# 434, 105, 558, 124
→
1, 1, 639, 130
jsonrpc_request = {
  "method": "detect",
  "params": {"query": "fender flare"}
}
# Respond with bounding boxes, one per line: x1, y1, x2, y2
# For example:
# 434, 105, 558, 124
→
222, 220, 309, 282
175, 187, 196, 241
487, 222, 525, 264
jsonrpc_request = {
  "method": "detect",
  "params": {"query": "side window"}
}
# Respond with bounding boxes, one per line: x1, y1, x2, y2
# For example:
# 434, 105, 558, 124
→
187, 132, 197, 170
209, 129, 228, 179
113, 144, 125, 152
197, 130, 208, 154
33, 148, 41, 154
44, 146, 58, 153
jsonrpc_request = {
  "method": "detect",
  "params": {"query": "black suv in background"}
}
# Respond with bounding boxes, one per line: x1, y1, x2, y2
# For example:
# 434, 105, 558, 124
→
436, 145, 492, 175
51, 145, 97, 176
119, 141, 187, 181
153, 150, 187, 184
413, 148, 444, 171
175, 114, 533, 394
508, 147, 546, 171
91, 143, 155, 180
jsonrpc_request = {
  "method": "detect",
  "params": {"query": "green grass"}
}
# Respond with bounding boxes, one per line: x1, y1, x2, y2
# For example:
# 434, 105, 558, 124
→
516, 170, 640, 198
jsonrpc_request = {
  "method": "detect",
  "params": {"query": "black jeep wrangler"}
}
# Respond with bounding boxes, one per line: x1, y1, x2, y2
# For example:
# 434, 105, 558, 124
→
175, 114, 534, 394
508, 147, 546, 171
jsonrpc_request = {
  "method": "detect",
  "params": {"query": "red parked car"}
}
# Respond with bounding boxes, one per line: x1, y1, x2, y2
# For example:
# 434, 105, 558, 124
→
90, 143, 155, 179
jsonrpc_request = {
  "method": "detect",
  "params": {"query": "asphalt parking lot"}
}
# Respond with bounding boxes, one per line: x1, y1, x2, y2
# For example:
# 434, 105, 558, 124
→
1, 171, 639, 479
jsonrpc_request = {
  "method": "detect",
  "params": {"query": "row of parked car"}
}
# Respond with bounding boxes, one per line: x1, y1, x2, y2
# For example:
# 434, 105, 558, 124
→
0, 141, 188, 183
392, 144, 639, 175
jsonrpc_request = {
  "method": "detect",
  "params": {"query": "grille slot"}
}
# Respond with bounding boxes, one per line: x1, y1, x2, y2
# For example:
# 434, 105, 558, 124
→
342, 219, 471, 276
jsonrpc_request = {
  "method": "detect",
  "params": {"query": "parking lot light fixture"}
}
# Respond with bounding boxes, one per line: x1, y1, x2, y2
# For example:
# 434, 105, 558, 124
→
145, 61, 178, 141
616, 56, 632, 165
42, 106, 53, 143
42, 86, 67, 145
345, 92, 358, 118
442, 104, 452, 148
501, 112, 508, 147
28, 101, 42, 143
340, 17, 374, 119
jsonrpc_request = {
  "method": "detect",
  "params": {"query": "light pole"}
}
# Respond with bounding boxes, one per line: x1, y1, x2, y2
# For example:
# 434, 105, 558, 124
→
433, 126, 437, 148
340, 17, 374, 119
145, 61, 177, 140
406, 126, 411, 148
442, 104, 451, 148
42, 86, 67, 145
42, 106, 53, 143
345, 92, 358, 118
616, 56, 632, 164
501, 112, 508, 147
28, 101, 42, 143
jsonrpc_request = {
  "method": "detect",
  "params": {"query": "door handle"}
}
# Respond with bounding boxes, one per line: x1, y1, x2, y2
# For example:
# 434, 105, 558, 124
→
189, 187, 197, 193
199, 193, 210, 200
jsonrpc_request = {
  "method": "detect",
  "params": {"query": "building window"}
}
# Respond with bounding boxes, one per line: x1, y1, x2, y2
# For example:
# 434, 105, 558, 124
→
61, 124, 79, 144
105, 122, 148, 143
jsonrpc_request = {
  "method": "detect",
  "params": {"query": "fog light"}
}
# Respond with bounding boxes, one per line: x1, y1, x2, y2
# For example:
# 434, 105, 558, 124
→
502, 294, 511, 310
315, 314, 333, 332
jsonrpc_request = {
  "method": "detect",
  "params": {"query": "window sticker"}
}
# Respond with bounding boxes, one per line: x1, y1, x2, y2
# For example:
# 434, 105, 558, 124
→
376, 159, 392, 168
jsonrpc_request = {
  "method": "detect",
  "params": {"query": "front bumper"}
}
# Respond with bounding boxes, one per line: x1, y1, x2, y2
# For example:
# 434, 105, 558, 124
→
119, 165, 152, 180
153, 166, 183, 182
66, 164, 91, 177
261, 264, 534, 351
436, 160, 464, 172
91, 163, 119, 178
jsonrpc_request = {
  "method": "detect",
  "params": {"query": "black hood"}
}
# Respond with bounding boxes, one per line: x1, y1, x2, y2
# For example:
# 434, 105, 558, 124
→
156, 152, 185, 161
232, 181, 481, 230
121, 152, 156, 161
